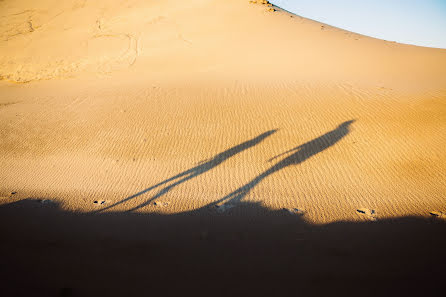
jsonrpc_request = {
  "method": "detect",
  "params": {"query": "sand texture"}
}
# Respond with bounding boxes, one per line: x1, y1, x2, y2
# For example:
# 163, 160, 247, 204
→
1, 0, 446, 295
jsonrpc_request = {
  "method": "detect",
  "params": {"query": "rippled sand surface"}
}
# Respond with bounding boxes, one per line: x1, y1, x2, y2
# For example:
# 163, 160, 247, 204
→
0, 1, 446, 294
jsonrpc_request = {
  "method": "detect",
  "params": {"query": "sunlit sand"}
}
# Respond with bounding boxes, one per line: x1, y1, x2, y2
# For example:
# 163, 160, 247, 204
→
1, 0, 445, 295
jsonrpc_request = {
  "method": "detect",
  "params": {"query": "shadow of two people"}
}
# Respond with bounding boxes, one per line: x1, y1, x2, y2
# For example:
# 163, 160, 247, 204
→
98, 120, 355, 212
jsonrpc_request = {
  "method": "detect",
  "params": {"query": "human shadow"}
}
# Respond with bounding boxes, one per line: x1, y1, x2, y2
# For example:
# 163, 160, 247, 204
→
96, 129, 277, 213
211, 120, 355, 207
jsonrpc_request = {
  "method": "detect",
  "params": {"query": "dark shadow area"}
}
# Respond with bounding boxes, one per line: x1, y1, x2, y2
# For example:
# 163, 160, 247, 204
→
1, 198, 445, 297
96, 130, 277, 213
212, 120, 354, 207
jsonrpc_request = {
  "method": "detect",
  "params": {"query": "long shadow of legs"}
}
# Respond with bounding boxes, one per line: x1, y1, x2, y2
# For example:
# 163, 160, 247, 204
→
211, 120, 355, 207
95, 129, 277, 213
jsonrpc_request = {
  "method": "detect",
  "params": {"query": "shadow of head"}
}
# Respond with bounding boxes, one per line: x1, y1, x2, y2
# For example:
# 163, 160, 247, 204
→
250, 129, 278, 143
338, 119, 356, 129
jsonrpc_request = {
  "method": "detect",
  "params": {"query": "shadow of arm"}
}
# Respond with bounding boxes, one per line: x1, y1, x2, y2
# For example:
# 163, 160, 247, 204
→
267, 146, 301, 162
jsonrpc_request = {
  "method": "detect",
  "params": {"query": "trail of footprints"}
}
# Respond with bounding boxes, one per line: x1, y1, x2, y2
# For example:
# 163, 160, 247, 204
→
2, 191, 445, 221
92, 200, 169, 207
249, 0, 276, 12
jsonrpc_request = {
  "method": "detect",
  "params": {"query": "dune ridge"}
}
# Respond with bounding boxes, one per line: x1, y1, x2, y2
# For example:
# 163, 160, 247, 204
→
1, 0, 445, 87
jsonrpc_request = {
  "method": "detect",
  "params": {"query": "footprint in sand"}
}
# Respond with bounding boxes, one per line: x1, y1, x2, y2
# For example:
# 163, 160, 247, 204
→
284, 208, 306, 216
430, 211, 446, 220
0, 191, 17, 199
37, 199, 55, 205
93, 200, 109, 206
153, 201, 169, 207
214, 204, 234, 213
357, 208, 377, 221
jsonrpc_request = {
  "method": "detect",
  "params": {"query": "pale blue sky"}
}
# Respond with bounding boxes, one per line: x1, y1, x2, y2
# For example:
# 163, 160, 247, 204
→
271, 0, 446, 49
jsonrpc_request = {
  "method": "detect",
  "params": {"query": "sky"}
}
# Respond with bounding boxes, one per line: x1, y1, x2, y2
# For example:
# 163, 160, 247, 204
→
270, 0, 446, 49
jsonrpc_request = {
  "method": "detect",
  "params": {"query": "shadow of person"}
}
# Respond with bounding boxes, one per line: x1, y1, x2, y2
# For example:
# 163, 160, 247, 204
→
211, 120, 355, 207
95, 129, 277, 213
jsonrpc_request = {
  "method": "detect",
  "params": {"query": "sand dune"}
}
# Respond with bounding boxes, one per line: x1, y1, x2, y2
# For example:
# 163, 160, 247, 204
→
0, 0, 446, 294
1, 0, 445, 223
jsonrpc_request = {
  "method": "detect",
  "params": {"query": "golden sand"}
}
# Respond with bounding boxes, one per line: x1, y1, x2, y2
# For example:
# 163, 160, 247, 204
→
1, 0, 445, 223
1, 1, 446, 296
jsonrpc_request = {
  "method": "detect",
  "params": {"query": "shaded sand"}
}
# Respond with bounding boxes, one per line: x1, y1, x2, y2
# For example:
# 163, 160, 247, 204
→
0, 0, 446, 295
1, 199, 446, 297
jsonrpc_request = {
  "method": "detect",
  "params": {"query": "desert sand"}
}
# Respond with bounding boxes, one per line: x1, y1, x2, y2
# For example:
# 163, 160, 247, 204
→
1, 0, 446, 296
